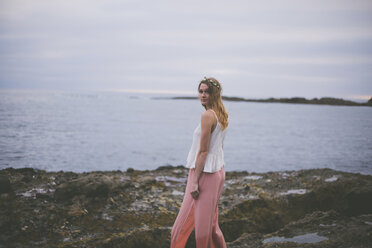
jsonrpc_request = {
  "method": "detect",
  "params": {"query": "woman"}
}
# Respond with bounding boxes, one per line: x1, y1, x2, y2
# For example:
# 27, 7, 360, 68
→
171, 77, 229, 248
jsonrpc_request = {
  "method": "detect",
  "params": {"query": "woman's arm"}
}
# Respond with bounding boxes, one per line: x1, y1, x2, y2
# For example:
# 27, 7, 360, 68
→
190, 110, 214, 199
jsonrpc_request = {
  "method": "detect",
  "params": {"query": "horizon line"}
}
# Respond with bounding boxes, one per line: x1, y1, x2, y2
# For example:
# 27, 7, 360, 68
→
0, 87, 370, 101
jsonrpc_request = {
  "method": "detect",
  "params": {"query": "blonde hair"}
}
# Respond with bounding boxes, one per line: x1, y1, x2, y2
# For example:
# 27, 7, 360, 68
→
198, 77, 229, 130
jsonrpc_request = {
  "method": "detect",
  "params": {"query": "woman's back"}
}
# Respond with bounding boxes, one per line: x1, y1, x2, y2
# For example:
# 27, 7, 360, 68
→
186, 109, 226, 173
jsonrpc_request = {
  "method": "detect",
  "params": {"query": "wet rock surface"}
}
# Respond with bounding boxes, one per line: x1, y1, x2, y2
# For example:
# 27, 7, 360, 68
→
0, 166, 371, 247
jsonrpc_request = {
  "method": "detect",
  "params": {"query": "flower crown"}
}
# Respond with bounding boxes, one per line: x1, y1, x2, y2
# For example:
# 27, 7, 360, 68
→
203, 77, 220, 89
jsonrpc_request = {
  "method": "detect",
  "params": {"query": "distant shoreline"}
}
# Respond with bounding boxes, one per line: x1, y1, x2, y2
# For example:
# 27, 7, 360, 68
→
166, 96, 372, 107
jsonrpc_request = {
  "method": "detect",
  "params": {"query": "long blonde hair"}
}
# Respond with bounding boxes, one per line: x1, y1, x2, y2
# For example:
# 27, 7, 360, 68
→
198, 77, 229, 130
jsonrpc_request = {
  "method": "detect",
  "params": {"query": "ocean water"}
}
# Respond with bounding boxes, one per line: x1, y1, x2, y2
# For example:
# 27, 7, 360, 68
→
1, 89, 371, 174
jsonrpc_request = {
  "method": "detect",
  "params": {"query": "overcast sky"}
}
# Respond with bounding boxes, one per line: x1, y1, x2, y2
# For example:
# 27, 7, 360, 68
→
1, 0, 371, 99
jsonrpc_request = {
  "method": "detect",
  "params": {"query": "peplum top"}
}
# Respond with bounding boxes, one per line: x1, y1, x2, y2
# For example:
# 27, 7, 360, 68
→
185, 109, 227, 173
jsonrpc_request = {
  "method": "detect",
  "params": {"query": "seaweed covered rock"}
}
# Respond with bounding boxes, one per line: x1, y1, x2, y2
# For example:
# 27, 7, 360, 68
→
0, 166, 371, 247
227, 211, 372, 248
100, 227, 170, 248
220, 170, 372, 244
54, 174, 112, 202
0, 174, 12, 194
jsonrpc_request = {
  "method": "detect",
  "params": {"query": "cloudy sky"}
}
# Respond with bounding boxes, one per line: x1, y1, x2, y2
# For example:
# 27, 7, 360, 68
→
1, 0, 371, 99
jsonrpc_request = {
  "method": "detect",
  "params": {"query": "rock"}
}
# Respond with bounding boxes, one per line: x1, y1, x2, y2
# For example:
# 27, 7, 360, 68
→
54, 174, 112, 202
367, 97, 372, 106
227, 211, 372, 247
100, 227, 170, 248
261, 211, 372, 248
227, 232, 263, 248
344, 186, 372, 215
16, 168, 37, 183
220, 174, 372, 243
0, 175, 12, 194
1, 167, 371, 247
155, 165, 185, 171
221, 198, 284, 242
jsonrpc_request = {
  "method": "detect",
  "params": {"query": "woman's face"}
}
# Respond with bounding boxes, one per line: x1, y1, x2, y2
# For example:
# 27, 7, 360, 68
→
198, 83, 210, 107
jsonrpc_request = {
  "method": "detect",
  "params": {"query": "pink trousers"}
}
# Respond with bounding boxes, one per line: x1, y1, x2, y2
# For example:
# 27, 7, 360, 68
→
170, 167, 226, 248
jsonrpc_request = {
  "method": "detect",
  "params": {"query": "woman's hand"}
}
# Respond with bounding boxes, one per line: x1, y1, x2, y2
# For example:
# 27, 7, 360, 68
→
190, 182, 199, 200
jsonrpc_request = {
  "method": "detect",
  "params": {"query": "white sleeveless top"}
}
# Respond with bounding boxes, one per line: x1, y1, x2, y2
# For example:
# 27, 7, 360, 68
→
185, 109, 227, 173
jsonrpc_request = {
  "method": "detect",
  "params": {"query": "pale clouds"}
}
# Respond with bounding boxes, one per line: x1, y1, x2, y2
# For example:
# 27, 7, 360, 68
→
0, 0, 371, 99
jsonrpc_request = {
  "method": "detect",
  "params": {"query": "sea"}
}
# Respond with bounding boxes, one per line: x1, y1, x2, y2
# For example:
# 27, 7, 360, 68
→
1, 89, 371, 175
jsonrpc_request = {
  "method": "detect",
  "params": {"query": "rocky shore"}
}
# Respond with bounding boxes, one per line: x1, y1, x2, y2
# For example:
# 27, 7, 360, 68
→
1, 166, 371, 247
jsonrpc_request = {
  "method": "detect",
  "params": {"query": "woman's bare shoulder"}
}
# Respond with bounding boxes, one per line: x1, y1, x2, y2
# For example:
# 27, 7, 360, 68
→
200, 110, 216, 126
201, 110, 215, 119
